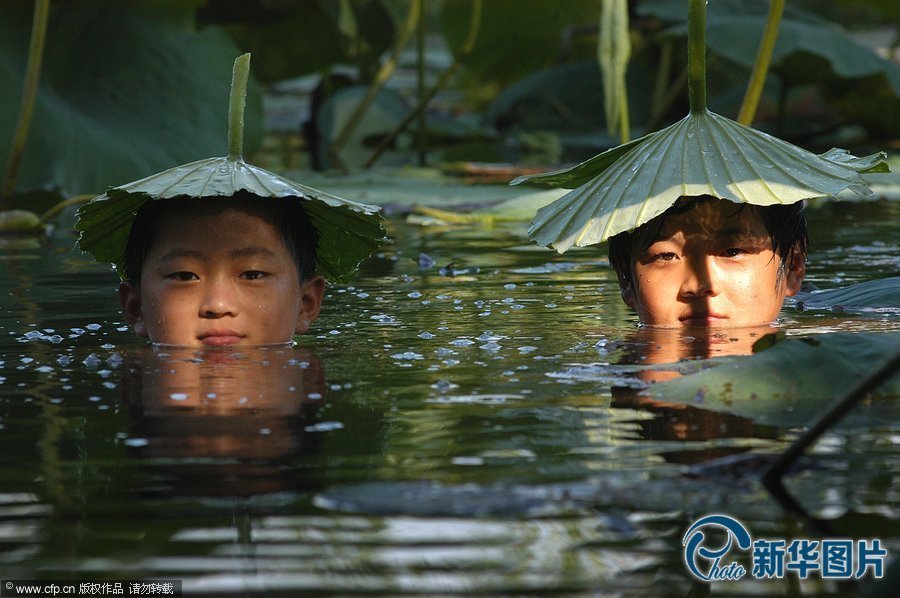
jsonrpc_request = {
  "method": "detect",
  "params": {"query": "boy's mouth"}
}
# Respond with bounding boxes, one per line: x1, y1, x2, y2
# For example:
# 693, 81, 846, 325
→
198, 329, 246, 346
679, 312, 728, 326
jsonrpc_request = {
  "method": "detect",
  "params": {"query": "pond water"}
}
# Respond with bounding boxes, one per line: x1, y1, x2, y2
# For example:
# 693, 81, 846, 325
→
0, 197, 898, 595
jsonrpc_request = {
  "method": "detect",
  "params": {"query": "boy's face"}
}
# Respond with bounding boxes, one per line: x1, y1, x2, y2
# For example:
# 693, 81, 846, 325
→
119, 205, 324, 347
620, 200, 805, 328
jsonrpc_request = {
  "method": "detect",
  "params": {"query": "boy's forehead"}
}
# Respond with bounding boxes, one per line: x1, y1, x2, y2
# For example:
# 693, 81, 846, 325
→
653, 199, 768, 240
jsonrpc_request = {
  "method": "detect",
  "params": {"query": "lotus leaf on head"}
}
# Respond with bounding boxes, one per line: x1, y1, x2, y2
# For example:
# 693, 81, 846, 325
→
513, 109, 888, 253
75, 54, 388, 284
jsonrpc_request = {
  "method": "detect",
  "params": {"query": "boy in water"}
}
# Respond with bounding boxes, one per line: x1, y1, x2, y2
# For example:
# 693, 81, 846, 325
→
116, 192, 325, 347
607, 195, 807, 328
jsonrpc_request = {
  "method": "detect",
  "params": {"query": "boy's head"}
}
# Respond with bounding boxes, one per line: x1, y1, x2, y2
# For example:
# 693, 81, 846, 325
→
608, 195, 807, 328
119, 193, 325, 347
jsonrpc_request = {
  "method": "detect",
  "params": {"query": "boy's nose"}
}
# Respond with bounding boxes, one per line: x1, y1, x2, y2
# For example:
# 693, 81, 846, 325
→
680, 257, 719, 297
199, 281, 238, 318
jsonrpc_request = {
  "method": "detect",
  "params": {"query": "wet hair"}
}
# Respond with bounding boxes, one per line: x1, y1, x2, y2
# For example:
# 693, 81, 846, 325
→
607, 195, 808, 284
123, 191, 319, 284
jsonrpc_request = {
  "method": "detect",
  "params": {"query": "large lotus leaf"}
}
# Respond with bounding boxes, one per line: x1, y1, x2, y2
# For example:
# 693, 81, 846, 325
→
0, 1, 261, 197
517, 109, 888, 251
75, 157, 386, 284
439, 0, 603, 86
639, 0, 900, 95
642, 332, 900, 427
793, 277, 900, 312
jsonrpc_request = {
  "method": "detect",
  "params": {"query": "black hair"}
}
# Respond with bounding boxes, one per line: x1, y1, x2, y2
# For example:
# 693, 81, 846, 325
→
607, 195, 808, 283
123, 191, 319, 284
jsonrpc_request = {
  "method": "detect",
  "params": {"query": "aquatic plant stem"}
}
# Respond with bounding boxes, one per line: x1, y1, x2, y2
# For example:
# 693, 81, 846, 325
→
329, 0, 421, 170
737, 0, 785, 125
2, 0, 51, 206
228, 53, 251, 160
687, 0, 706, 113
365, 0, 482, 169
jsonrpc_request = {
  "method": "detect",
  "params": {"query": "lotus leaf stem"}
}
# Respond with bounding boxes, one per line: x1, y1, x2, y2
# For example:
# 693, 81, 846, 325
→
738, 0, 785, 125
2, 0, 51, 205
687, 0, 706, 113
228, 53, 251, 160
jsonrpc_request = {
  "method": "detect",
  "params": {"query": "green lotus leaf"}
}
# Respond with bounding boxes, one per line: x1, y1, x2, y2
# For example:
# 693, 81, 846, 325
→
75, 157, 386, 284
75, 54, 387, 284
517, 109, 887, 252
642, 332, 900, 427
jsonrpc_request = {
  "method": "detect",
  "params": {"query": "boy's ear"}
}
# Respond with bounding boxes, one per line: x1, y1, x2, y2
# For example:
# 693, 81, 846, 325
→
620, 281, 636, 309
295, 275, 326, 334
118, 282, 149, 338
613, 264, 637, 309
783, 243, 807, 297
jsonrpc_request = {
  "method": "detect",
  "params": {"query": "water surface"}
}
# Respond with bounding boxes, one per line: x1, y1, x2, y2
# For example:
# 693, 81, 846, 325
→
0, 200, 897, 595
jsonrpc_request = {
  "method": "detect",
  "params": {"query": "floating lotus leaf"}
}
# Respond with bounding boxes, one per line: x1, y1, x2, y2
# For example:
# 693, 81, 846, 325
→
514, 109, 888, 252
75, 54, 387, 283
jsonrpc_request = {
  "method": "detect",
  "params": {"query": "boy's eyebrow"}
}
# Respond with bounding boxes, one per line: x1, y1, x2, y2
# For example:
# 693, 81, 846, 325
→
157, 247, 279, 262
230, 246, 279, 259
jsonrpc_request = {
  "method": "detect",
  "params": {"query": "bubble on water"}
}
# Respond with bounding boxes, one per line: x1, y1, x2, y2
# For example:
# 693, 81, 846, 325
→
329, 329, 341, 335
474, 300, 486, 308
89, 396, 101, 402
449, 339, 475, 347
477, 331, 503, 342
258, 428, 272, 436
70, 327, 86, 335
124, 437, 150, 447
371, 314, 397, 324
169, 393, 189, 401
23, 331, 43, 341
36, 365, 53, 373
48, 335, 63, 344
305, 421, 344, 432
545, 303, 557, 309
434, 347, 456, 357
330, 384, 342, 391
408, 291, 423, 299
97, 369, 112, 378
431, 379, 458, 392
106, 354, 123, 367
102, 381, 116, 389
82, 354, 101, 367
518, 346, 538, 354
478, 311, 491, 317
116, 326, 130, 332
443, 358, 460, 366
391, 352, 424, 361
501, 297, 515, 304
86, 324, 101, 331
511, 304, 525, 310
307, 392, 322, 400
479, 341, 502, 351
417, 332, 435, 340
451, 456, 484, 466
503, 283, 517, 290
206, 393, 217, 399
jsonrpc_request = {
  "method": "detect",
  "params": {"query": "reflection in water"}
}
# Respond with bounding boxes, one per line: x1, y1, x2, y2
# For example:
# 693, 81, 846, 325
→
120, 346, 328, 496
611, 326, 779, 465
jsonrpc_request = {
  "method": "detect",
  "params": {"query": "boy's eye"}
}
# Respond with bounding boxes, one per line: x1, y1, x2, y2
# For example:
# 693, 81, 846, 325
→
241, 270, 269, 280
652, 252, 677, 262
166, 271, 198, 282
722, 248, 744, 258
